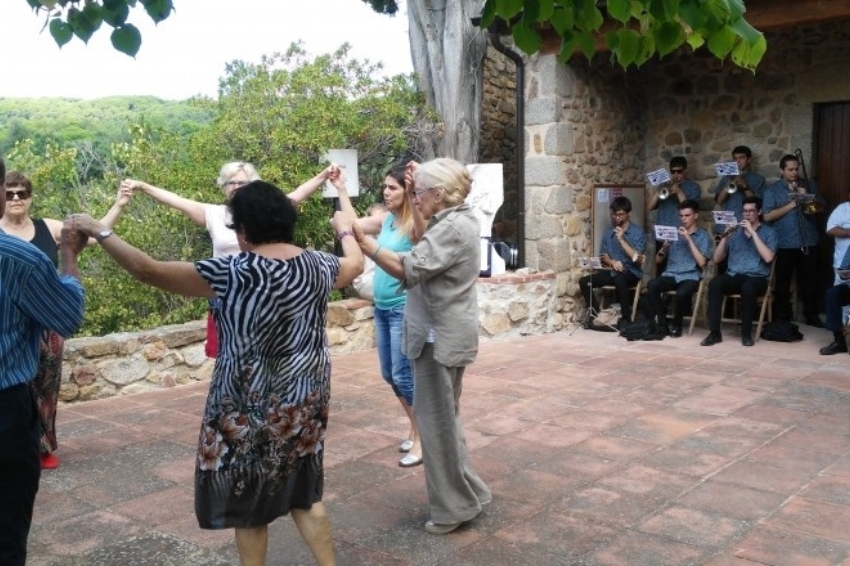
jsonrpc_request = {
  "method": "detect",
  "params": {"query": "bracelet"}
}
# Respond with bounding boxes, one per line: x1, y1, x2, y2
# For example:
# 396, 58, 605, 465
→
336, 230, 354, 240
371, 245, 382, 261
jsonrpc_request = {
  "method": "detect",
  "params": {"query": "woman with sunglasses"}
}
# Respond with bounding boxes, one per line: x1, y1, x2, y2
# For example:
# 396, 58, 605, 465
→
123, 162, 335, 357
0, 170, 131, 470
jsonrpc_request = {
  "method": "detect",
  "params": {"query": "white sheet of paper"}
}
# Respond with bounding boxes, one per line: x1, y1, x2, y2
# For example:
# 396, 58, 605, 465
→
654, 225, 679, 241
712, 210, 738, 225
646, 168, 671, 186
322, 149, 359, 198
578, 256, 603, 269
715, 162, 740, 176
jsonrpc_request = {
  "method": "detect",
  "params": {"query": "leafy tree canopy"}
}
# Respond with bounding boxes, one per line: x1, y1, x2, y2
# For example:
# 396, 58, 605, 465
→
362, 0, 766, 70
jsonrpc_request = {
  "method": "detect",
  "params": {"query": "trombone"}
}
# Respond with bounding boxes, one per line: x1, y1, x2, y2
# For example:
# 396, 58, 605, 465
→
792, 148, 825, 215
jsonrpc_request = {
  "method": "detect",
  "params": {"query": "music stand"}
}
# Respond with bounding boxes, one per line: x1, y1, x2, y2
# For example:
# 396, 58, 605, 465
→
570, 256, 619, 335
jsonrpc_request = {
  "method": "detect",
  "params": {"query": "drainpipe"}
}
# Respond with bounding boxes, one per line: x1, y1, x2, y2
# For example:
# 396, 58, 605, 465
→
487, 31, 526, 269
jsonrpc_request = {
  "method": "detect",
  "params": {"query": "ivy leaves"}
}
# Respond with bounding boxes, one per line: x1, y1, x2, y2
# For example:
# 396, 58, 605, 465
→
27, 0, 174, 57
478, 0, 766, 70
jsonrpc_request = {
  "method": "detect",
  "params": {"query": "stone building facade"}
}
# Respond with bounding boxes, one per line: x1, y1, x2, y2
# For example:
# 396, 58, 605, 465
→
482, 17, 850, 324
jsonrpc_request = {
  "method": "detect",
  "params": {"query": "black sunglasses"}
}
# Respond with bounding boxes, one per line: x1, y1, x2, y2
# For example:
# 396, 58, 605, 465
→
6, 189, 31, 200
670, 169, 685, 174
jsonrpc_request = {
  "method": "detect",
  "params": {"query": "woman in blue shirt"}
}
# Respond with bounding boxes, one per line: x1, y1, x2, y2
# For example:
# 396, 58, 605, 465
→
333, 163, 425, 467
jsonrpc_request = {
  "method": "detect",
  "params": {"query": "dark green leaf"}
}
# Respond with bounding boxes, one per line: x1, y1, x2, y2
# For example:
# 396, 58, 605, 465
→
634, 34, 655, 67
111, 23, 141, 57
26, 0, 41, 10
48, 18, 73, 47
653, 20, 683, 57
706, 24, 736, 60
607, 0, 631, 24
577, 29, 596, 60
549, 5, 574, 35
575, 0, 603, 31
67, 7, 97, 43
557, 29, 580, 63
727, 0, 745, 20
730, 17, 761, 44
730, 32, 766, 69
102, 0, 130, 27
679, 0, 707, 29
614, 28, 640, 66
523, 0, 541, 24
141, 0, 173, 24
479, 0, 498, 28
537, 0, 555, 22
511, 21, 542, 53
495, 0, 524, 20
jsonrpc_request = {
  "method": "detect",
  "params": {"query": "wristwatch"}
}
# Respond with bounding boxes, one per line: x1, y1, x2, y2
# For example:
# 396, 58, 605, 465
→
95, 229, 113, 243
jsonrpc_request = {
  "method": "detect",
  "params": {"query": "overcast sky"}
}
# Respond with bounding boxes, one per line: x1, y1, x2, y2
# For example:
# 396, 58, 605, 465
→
1, 0, 413, 100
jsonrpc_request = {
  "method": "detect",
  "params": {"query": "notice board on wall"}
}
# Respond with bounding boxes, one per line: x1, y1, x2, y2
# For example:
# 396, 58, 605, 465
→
591, 185, 646, 255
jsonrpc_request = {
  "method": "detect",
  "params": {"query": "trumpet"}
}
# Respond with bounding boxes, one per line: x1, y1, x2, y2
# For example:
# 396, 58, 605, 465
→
658, 183, 670, 200
726, 182, 738, 194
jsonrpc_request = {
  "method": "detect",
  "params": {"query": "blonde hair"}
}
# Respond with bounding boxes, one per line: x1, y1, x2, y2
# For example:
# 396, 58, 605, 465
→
216, 161, 261, 187
413, 158, 472, 208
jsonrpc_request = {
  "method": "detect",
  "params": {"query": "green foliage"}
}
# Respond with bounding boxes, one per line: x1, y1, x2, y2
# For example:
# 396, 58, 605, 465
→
478, 0, 766, 70
6, 44, 429, 337
27, 0, 174, 56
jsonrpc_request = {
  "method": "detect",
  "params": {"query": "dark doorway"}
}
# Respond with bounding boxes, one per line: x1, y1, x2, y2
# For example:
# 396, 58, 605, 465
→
814, 101, 850, 311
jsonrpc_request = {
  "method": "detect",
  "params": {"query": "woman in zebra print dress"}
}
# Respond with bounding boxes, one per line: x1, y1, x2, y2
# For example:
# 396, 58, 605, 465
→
66, 181, 364, 566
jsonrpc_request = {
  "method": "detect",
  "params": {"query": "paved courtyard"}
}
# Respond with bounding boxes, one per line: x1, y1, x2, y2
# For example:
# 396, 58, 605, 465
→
29, 323, 850, 565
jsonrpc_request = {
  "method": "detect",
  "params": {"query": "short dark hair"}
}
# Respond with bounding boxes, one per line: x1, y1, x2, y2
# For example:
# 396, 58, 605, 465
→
679, 199, 699, 214
669, 156, 688, 170
386, 161, 406, 186
5, 171, 32, 192
227, 180, 298, 244
610, 196, 632, 213
732, 146, 752, 158
779, 154, 798, 170
743, 196, 762, 211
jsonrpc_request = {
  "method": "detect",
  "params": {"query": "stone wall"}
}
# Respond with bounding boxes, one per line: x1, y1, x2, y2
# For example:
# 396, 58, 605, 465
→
60, 275, 560, 403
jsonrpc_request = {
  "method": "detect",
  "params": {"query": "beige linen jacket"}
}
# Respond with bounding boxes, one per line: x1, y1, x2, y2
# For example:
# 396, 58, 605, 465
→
400, 203, 480, 367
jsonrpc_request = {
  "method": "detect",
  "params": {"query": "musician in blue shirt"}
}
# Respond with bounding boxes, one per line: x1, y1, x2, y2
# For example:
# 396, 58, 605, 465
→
644, 200, 713, 338
762, 153, 822, 327
712, 146, 766, 235
648, 156, 701, 275
702, 197, 777, 347
580, 196, 646, 325
819, 243, 850, 355
0, 157, 86, 566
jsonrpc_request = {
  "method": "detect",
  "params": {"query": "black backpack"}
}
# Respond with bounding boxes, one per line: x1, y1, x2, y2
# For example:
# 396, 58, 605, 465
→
619, 319, 654, 341
760, 321, 804, 342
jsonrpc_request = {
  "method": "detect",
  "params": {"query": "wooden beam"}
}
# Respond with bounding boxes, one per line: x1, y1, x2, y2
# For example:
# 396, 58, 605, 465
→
744, 0, 850, 30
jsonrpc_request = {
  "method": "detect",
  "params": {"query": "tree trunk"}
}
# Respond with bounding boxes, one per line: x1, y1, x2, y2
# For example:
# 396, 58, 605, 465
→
407, 0, 487, 163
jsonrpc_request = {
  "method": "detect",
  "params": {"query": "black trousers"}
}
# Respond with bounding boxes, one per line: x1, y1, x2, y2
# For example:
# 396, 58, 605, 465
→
579, 270, 640, 320
0, 383, 41, 566
645, 276, 700, 326
707, 273, 768, 337
774, 247, 819, 322
825, 283, 850, 332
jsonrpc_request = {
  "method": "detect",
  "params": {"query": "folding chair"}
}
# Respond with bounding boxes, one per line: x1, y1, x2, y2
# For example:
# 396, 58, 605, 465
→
597, 279, 644, 322
663, 277, 708, 335
719, 262, 776, 342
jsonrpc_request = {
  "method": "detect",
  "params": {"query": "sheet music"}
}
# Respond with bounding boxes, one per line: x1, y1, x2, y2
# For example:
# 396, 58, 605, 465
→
646, 168, 671, 187
654, 225, 679, 241
715, 162, 740, 176
712, 210, 738, 225
578, 256, 603, 269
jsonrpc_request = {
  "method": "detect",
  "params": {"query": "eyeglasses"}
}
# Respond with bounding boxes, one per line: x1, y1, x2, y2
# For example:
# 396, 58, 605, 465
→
6, 190, 31, 200
412, 186, 436, 199
670, 169, 685, 174
742, 208, 759, 214
223, 180, 249, 188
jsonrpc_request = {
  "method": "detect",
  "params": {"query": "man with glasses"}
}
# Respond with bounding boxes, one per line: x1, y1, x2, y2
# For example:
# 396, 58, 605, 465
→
580, 196, 646, 327
0, 157, 86, 566
648, 156, 701, 275
702, 197, 777, 347
763, 154, 823, 327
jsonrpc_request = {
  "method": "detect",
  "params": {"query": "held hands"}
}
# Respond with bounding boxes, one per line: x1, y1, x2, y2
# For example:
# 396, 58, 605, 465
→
66, 214, 106, 239
60, 218, 88, 256
115, 184, 133, 208
121, 179, 147, 193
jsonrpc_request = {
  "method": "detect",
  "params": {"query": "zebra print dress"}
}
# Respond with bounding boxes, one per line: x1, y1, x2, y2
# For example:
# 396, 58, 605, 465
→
193, 249, 340, 529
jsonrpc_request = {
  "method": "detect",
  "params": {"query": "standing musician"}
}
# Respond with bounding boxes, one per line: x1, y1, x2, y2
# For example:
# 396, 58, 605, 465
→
702, 197, 777, 347
648, 156, 701, 275
580, 196, 646, 327
712, 146, 766, 269
644, 200, 713, 338
762, 153, 823, 327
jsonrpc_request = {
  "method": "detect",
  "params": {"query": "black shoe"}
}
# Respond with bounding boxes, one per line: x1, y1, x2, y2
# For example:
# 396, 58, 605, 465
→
669, 325, 683, 338
820, 341, 848, 355
806, 316, 825, 328
742, 335, 754, 347
701, 331, 722, 346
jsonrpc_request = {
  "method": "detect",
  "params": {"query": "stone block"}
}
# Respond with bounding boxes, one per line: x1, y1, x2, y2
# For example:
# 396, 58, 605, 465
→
159, 326, 206, 349
98, 356, 150, 386
544, 123, 574, 155
78, 384, 105, 401
72, 363, 98, 386
59, 382, 79, 402
327, 303, 355, 327
526, 97, 560, 125
142, 341, 168, 361
154, 352, 184, 371
353, 306, 375, 322
76, 337, 119, 358
564, 214, 585, 237
537, 238, 571, 271
121, 383, 153, 396
181, 344, 208, 368
508, 302, 529, 322
326, 327, 348, 346
525, 156, 566, 186
525, 215, 564, 240
190, 361, 214, 382
480, 312, 511, 336
545, 185, 572, 214
575, 193, 591, 212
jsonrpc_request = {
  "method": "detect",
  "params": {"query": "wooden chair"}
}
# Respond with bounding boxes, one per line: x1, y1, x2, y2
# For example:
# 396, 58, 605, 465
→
597, 279, 644, 322
663, 277, 708, 335
719, 262, 776, 342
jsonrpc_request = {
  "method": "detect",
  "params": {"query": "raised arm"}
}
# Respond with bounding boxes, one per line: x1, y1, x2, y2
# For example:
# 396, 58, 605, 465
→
330, 211, 364, 289
405, 161, 428, 242
67, 214, 215, 298
288, 165, 336, 205
124, 179, 207, 226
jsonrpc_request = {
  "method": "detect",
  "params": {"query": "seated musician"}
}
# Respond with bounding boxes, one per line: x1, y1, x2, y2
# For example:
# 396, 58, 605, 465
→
643, 200, 712, 338
580, 196, 645, 327
702, 197, 777, 347
820, 191, 850, 355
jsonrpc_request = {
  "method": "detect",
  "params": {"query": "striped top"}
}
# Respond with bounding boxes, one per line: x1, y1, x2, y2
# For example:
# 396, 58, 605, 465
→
0, 233, 85, 390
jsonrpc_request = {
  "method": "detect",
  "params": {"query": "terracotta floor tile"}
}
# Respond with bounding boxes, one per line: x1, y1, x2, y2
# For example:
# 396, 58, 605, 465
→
637, 506, 748, 551
797, 475, 850, 508
732, 525, 850, 565
678, 480, 787, 520
587, 530, 704, 565
766, 498, 850, 543
609, 408, 719, 445
639, 446, 733, 477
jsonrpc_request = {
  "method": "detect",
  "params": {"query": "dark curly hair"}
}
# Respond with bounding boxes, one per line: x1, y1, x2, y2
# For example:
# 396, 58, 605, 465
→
226, 181, 297, 244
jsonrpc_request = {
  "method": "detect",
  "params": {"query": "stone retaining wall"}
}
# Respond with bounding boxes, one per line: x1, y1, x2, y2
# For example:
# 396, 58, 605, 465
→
61, 274, 559, 403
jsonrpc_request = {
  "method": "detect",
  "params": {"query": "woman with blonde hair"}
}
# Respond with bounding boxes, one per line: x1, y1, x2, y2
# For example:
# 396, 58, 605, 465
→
331, 163, 427, 467
124, 161, 335, 357
352, 157, 491, 534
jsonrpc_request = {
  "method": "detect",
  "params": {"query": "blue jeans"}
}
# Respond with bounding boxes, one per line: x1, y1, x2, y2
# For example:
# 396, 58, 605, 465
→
374, 304, 414, 406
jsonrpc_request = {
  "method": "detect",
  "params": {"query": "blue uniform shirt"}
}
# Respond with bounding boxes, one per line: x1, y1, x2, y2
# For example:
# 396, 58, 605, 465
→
726, 223, 778, 278
600, 221, 646, 280
655, 179, 701, 229
712, 171, 767, 233
762, 179, 820, 249
662, 228, 713, 282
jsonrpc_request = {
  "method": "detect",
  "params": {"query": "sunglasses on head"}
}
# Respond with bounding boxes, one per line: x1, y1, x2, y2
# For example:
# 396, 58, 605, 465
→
6, 189, 31, 200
